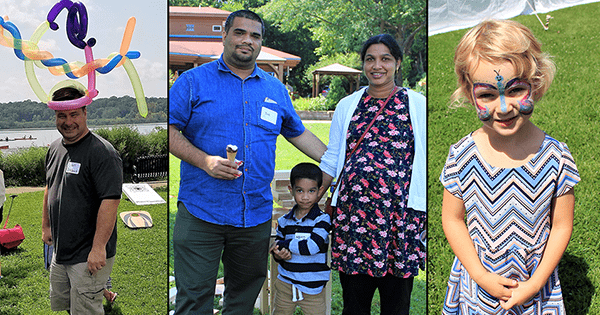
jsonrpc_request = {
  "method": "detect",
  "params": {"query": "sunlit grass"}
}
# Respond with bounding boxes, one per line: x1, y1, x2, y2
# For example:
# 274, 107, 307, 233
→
0, 188, 167, 314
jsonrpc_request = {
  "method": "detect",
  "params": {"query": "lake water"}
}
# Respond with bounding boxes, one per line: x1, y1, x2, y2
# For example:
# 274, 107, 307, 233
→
0, 123, 166, 151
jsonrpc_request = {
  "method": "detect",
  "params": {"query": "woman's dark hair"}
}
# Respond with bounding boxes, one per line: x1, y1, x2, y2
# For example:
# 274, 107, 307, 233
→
360, 34, 402, 63
290, 162, 323, 188
224, 9, 265, 37
51, 87, 85, 101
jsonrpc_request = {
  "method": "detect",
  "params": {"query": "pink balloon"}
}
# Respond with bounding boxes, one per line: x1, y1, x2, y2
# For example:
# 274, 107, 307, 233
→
84, 45, 98, 98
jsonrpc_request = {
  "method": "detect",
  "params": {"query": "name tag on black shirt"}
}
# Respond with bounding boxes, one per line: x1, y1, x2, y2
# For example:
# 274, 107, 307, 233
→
66, 162, 81, 174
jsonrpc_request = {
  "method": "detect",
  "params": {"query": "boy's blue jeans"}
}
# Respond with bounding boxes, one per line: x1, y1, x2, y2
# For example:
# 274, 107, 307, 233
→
173, 202, 271, 315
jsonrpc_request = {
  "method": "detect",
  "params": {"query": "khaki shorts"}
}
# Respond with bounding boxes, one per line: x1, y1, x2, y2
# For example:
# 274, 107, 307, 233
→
49, 255, 115, 315
272, 277, 326, 315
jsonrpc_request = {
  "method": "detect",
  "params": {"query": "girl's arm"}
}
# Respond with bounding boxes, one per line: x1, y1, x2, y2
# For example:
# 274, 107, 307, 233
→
442, 188, 516, 301
500, 188, 575, 310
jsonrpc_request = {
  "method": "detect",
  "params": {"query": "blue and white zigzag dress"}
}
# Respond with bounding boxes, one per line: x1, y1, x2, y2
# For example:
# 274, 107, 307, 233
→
440, 133, 580, 314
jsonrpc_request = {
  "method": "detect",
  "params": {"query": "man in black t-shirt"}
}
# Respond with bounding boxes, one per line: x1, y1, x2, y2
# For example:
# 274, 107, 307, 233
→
42, 86, 123, 315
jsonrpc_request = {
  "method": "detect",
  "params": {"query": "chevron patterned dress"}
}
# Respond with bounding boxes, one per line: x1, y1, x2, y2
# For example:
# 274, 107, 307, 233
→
440, 133, 580, 314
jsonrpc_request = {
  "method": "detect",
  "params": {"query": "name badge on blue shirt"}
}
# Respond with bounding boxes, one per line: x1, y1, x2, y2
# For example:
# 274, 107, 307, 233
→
66, 162, 81, 175
261, 106, 278, 125
295, 232, 311, 241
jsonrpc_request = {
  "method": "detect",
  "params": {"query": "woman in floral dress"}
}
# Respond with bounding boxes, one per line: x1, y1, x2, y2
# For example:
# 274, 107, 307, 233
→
319, 34, 426, 315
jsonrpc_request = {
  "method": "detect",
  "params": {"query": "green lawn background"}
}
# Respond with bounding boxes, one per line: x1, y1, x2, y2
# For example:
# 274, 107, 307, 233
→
169, 122, 426, 314
428, 3, 600, 314
0, 188, 168, 315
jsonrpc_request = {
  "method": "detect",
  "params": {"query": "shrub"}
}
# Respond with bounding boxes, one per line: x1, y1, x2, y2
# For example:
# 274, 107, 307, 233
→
1, 127, 167, 187
413, 75, 426, 95
310, 95, 329, 111
95, 126, 146, 176
292, 97, 312, 111
145, 127, 168, 155
325, 76, 347, 110
292, 95, 329, 112
405, 74, 426, 95
95, 126, 168, 181
0, 147, 48, 187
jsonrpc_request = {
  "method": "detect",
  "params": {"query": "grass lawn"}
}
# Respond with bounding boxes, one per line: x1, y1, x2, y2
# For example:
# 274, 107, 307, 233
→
1, 187, 168, 315
169, 122, 426, 314
428, 3, 600, 314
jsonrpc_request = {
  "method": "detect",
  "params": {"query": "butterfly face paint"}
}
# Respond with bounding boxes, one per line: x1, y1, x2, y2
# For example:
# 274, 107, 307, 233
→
472, 70, 533, 121
494, 70, 507, 113
473, 87, 492, 121
517, 86, 534, 115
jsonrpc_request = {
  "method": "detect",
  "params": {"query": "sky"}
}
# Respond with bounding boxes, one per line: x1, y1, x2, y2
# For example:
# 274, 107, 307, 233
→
0, 0, 167, 103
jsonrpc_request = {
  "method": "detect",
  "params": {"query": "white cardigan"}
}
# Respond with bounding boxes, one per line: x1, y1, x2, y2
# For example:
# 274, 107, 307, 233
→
319, 87, 426, 212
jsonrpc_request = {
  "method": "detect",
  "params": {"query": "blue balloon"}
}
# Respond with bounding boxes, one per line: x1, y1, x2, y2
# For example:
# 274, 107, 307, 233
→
0, 18, 26, 61
40, 57, 69, 67
94, 51, 141, 74
96, 55, 123, 74
65, 71, 78, 79
125, 51, 141, 59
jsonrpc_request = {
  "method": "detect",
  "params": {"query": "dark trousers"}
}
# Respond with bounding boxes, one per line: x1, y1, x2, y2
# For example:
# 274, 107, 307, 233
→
173, 202, 271, 315
339, 272, 414, 315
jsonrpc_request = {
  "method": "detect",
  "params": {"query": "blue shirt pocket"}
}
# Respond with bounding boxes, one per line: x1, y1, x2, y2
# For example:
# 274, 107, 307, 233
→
256, 101, 282, 134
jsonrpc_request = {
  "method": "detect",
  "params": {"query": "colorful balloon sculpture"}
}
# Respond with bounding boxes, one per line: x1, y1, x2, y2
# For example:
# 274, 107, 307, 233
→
0, 0, 147, 117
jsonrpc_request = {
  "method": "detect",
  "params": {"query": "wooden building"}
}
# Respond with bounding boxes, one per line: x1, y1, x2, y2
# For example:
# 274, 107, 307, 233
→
169, 6, 301, 82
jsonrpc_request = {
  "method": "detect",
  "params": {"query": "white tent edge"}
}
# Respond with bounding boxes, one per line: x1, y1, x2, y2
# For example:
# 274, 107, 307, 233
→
428, 0, 600, 36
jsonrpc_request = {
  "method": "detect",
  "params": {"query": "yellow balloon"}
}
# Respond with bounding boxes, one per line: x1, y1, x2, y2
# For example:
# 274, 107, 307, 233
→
123, 58, 148, 117
25, 59, 48, 102
24, 21, 51, 102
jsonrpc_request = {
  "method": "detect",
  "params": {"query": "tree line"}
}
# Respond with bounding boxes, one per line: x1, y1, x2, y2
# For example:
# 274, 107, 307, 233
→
0, 96, 167, 129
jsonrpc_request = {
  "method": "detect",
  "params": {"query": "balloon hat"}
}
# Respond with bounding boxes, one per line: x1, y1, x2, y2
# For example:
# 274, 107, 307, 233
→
48, 80, 94, 110
0, 0, 148, 116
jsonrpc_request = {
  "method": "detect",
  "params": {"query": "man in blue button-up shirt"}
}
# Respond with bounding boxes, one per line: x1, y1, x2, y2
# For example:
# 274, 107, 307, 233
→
169, 10, 326, 315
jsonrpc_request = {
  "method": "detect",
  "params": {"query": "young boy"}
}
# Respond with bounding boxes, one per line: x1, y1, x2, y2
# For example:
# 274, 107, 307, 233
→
270, 162, 331, 315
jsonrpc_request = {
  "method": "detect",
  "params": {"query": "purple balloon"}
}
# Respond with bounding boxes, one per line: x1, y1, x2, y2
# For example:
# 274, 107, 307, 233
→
47, 0, 73, 31
66, 2, 95, 49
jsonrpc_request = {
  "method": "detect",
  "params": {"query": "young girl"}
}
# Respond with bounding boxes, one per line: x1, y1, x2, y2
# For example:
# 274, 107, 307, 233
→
440, 20, 580, 314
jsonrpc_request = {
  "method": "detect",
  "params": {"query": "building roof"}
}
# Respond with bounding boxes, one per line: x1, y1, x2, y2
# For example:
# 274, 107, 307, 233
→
313, 63, 362, 74
262, 47, 301, 61
169, 6, 231, 17
170, 40, 223, 58
169, 40, 301, 66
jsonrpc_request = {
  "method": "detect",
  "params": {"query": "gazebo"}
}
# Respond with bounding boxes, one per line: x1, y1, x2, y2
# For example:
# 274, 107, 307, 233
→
312, 63, 362, 97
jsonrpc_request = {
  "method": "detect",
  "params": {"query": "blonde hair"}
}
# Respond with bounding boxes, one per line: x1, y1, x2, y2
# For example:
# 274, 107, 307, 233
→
452, 19, 556, 106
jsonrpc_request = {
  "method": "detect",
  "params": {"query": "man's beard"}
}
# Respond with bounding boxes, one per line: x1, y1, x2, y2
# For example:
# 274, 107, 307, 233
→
232, 45, 256, 63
